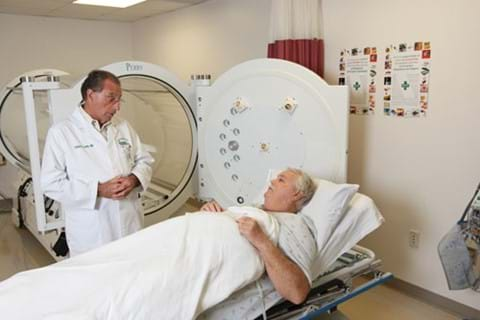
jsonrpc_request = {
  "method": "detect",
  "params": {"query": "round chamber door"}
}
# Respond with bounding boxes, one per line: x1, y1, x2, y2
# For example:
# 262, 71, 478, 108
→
1, 62, 198, 224
116, 74, 197, 220
197, 58, 349, 208
0, 69, 69, 173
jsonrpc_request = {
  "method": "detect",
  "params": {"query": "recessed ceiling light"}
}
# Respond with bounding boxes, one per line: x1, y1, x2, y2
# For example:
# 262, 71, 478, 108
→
73, 0, 147, 8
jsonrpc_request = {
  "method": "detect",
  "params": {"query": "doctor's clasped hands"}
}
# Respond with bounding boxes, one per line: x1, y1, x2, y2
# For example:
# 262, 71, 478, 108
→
98, 174, 140, 199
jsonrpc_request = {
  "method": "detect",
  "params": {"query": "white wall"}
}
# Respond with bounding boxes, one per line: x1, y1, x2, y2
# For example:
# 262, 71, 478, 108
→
0, 14, 133, 197
131, 0, 480, 311
132, 0, 271, 82
322, 0, 480, 310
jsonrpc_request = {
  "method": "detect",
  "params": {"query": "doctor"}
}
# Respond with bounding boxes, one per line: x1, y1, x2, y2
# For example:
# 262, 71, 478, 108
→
41, 70, 154, 256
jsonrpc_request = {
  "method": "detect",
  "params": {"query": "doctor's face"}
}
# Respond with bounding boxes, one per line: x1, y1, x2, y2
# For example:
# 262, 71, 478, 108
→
263, 170, 303, 213
86, 78, 122, 125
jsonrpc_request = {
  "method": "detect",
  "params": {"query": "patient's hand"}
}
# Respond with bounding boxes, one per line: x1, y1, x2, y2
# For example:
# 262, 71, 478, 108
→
237, 217, 269, 249
200, 201, 224, 212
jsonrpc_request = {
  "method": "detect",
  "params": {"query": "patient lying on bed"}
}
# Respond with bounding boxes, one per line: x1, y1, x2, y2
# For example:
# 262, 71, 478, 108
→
200, 168, 317, 304
0, 168, 317, 320
199, 169, 318, 319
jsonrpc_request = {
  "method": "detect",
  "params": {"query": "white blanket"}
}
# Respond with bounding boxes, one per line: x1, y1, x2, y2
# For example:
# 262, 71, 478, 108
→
0, 206, 279, 320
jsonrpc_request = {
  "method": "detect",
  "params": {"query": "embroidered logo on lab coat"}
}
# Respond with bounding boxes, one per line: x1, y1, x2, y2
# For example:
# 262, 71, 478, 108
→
74, 144, 94, 149
118, 138, 131, 147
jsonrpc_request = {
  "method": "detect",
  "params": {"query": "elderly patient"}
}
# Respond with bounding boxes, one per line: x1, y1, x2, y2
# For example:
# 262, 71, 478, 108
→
0, 168, 317, 320
197, 168, 317, 319
201, 168, 316, 305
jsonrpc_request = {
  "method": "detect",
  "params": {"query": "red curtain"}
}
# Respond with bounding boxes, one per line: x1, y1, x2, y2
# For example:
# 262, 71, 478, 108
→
267, 39, 324, 77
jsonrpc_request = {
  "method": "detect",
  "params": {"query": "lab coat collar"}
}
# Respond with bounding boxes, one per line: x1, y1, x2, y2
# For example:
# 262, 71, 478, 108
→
71, 107, 120, 130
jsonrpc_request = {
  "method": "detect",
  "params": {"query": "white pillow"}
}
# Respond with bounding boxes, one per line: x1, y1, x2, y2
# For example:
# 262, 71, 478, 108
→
310, 192, 385, 278
300, 179, 359, 256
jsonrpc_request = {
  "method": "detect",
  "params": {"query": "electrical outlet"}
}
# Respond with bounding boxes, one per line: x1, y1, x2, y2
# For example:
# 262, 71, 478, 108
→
409, 229, 420, 248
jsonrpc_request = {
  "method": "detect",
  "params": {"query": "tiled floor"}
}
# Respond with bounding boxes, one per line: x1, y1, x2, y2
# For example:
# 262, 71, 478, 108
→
0, 211, 465, 319
0, 212, 54, 281
339, 277, 462, 320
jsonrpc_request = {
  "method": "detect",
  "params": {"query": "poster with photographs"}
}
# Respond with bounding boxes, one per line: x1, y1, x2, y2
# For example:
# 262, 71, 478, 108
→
338, 47, 378, 115
384, 41, 431, 117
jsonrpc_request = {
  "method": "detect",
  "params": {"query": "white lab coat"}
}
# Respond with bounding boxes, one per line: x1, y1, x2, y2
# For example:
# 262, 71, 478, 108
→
41, 107, 154, 256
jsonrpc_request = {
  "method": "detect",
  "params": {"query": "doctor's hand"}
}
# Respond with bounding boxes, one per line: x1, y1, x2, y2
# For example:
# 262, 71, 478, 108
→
237, 217, 269, 249
98, 175, 139, 200
200, 201, 224, 212
98, 177, 124, 199
111, 175, 140, 199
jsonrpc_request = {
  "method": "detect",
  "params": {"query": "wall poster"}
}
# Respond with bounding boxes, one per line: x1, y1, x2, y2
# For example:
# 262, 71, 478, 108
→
339, 47, 378, 115
384, 41, 431, 117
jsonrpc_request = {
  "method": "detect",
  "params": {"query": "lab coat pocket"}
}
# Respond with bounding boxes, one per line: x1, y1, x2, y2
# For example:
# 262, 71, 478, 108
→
62, 171, 97, 210
65, 208, 102, 253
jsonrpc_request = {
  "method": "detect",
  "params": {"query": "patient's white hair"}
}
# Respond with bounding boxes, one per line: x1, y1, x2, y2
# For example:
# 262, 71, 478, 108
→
287, 168, 317, 211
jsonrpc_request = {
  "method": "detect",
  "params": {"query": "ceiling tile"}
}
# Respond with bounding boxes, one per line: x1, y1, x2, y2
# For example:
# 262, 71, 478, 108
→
102, 0, 185, 19
0, 0, 209, 22
48, 3, 118, 19
0, 5, 52, 15
0, 0, 71, 10
99, 14, 140, 22
167, 0, 206, 3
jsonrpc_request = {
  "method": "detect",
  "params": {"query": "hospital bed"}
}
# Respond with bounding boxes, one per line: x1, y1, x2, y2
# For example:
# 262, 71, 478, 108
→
265, 246, 392, 320
199, 188, 388, 320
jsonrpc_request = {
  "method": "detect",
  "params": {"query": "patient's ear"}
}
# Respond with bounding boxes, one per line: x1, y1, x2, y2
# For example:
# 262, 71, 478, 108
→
293, 190, 305, 202
291, 191, 306, 212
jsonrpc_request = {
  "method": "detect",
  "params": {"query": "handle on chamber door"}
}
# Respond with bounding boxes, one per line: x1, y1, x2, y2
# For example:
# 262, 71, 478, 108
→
44, 196, 54, 213
16, 177, 33, 228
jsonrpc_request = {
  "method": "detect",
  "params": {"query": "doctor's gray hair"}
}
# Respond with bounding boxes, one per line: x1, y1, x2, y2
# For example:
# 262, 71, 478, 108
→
80, 70, 121, 102
287, 168, 317, 211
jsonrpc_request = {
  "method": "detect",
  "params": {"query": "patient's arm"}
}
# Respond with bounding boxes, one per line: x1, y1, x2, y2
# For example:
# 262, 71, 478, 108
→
200, 200, 224, 212
237, 217, 310, 304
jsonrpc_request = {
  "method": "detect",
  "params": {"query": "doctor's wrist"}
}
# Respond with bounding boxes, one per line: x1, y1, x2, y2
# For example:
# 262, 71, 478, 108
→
97, 182, 105, 197
128, 174, 140, 188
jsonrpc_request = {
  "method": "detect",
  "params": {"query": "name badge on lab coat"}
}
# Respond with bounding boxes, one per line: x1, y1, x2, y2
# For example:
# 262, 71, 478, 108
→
118, 138, 133, 162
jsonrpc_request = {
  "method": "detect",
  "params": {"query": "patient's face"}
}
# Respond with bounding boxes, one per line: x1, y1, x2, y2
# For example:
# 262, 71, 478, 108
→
263, 170, 302, 213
